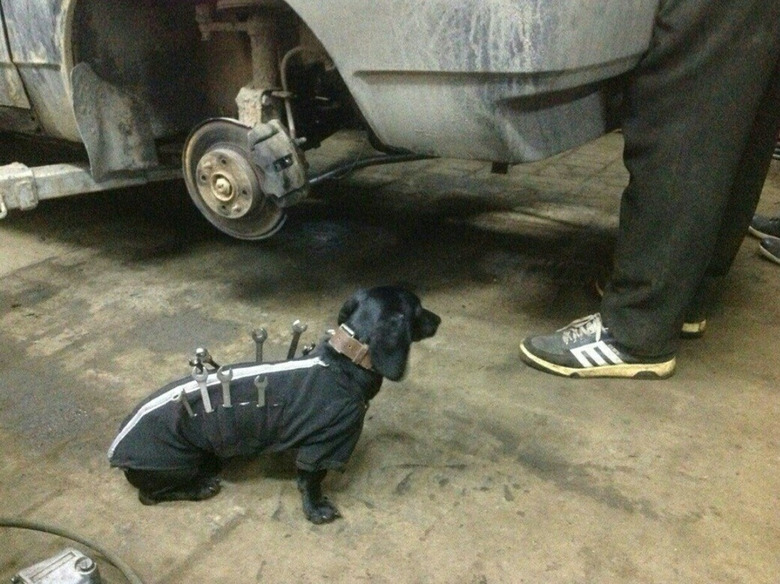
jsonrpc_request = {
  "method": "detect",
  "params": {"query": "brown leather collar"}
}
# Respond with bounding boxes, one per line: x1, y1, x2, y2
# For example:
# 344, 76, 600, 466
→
328, 324, 373, 370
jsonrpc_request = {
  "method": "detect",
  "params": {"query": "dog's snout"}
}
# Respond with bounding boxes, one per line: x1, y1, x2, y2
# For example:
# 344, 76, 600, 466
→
413, 307, 441, 340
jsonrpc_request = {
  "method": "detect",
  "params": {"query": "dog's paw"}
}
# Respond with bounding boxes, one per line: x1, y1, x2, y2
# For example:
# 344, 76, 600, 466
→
138, 477, 222, 505
192, 477, 222, 501
303, 497, 342, 524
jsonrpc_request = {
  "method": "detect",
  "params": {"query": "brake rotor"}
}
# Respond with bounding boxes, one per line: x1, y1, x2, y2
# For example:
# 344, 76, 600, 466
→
183, 118, 286, 240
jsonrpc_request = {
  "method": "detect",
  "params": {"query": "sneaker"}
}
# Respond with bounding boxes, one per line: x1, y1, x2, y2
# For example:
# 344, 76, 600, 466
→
520, 313, 676, 379
749, 215, 780, 239
594, 277, 706, 339
678, 281, 710, 339
680, 319, 707, 338
759, 236, 780, 265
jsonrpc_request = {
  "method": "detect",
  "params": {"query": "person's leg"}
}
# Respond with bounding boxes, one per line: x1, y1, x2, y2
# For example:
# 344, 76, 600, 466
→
601, 0, 780, 357
595, 64, 780, 339
521, 0, 780, 377
679, 56, 780, 333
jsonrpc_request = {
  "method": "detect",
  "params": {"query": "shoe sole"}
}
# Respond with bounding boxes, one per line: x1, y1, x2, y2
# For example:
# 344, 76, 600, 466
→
519, 342, 676, 379
680, 319, 706, 339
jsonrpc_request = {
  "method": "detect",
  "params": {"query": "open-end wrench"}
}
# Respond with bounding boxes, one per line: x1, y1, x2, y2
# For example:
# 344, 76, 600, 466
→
195, 347, 220, 370
287, 320, 308, 360
192, 366, 213, 413
254, 375, 267, 408
178, 390, 196, 418
251, 328, 268, 363
216, 366, 233, 408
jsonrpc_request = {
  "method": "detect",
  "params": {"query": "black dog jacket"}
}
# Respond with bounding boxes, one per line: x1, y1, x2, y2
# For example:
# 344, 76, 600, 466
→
108, 354, 371, 473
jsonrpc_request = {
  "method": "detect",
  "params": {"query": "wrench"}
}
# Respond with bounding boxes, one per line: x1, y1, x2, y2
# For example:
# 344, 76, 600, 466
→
192, 366, 214, 413
254, 375, 267, 408
216, 366, 233, 408
251, 328, 268, 363
178, 390, 196, 418
287, 320, 308, 360
194, 347, 220, 370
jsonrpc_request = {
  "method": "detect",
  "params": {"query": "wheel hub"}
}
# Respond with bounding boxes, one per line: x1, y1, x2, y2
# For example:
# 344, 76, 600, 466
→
195, 146, 259, 218
182, 118, 288, 240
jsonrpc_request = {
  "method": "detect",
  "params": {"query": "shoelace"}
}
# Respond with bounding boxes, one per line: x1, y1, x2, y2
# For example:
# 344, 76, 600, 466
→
559, 313, 603, 345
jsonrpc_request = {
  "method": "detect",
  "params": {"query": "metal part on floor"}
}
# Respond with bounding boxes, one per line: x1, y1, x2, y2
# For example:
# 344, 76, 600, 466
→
13, 548, 101, 584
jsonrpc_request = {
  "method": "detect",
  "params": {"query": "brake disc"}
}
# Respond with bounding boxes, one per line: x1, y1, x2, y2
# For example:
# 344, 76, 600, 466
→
183, 118, 286, 240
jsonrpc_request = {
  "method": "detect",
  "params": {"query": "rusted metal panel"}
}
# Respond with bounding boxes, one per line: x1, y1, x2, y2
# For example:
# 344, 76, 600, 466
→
72, 0, 211, 139
287, 0, 659, 162
0, 1, 30, 108
1, 0, 79, 140
0, 160, 181, 217
71, 63, 159, 181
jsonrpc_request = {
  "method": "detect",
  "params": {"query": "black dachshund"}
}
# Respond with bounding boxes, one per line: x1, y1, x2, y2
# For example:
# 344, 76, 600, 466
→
108, 286, 440, 523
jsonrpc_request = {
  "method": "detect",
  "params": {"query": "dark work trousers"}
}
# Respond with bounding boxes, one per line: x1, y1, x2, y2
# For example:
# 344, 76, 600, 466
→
601, 0, 780, 356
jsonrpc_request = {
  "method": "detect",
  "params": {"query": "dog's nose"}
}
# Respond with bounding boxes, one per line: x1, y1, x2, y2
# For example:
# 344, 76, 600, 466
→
414, 309, 441, 339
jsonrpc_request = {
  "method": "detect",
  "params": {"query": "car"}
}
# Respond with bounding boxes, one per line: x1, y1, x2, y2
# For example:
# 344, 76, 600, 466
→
0, 0, 658, 239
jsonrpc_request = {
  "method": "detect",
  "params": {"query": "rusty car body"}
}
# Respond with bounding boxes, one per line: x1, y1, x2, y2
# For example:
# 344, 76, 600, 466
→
0, 0, 659, 239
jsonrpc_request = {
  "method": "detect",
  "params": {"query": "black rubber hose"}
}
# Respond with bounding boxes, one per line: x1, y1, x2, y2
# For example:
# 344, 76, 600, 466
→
0, 517, 144, 584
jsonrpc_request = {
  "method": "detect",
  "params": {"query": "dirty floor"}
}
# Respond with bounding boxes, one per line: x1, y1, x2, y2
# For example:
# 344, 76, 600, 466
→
1, 132, 779, 583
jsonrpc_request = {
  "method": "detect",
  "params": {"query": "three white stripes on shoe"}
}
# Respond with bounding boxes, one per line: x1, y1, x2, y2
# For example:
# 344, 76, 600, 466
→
570, 341, 624, 368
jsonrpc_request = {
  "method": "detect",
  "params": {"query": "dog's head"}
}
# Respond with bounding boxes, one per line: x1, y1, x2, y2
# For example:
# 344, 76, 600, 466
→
337, 286, 441, 381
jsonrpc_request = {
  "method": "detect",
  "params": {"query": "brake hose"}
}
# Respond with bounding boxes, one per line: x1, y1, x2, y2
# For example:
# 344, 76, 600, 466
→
308, 153, 434, 186
0, 517, 144, 584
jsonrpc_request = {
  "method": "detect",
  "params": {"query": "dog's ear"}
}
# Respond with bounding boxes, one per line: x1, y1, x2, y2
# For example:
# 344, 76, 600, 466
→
338, 289, 367, 325
369, 313, 411, 381
411, 307, 441, 341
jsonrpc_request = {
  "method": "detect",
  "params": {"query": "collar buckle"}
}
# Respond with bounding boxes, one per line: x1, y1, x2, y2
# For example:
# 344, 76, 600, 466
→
328, 324, 373, 370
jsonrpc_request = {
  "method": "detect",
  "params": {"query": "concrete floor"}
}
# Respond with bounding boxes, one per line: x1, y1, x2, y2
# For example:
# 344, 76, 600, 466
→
1, 132, 779, 583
